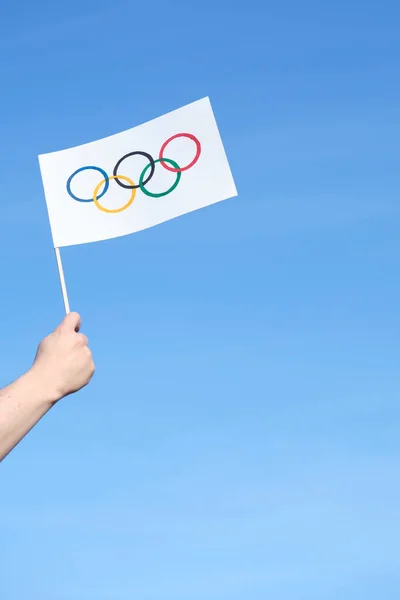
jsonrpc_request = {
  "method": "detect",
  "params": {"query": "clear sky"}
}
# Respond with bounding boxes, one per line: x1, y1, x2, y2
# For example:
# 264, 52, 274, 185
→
1, 0, 400, 598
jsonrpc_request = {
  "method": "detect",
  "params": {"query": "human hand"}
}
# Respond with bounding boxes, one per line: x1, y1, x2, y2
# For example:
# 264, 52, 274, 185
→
31, 312, 95, 403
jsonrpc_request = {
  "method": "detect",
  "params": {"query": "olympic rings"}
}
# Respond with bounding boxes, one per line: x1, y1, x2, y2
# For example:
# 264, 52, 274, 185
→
65, 132, 201, 214
93, 175, 136, 214
139, 158, 181, 198
67, 166, 109, 202
159, 133, 201, 173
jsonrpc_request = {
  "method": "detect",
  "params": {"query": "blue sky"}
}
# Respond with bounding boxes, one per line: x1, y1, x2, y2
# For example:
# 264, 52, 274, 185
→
1, 0, 400, 598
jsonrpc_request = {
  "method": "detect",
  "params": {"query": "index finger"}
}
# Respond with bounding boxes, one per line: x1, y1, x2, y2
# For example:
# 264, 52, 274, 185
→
57, 311, 81, 333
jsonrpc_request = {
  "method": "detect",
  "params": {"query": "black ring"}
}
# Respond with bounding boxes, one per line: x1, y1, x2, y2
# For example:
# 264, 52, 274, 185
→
113, 151, 155, 189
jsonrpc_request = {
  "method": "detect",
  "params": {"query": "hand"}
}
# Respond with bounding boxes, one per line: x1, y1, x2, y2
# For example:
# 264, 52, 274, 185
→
31, 312, 95, 403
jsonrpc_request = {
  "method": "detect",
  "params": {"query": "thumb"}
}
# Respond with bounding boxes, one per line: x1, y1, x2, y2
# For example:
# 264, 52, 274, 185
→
58, 311, 81, 333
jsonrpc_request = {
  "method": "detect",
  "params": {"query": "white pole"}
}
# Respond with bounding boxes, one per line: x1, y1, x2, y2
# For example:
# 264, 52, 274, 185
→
54, 247, 70, 314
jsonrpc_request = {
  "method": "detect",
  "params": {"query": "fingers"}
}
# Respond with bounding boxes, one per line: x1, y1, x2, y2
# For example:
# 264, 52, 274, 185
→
77, 333, 89, 346
58, 312, 81, 333
55, 314, 90, 348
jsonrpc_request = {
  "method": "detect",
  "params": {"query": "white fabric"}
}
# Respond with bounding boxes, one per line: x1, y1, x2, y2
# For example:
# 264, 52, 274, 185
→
38, 98, 237, 248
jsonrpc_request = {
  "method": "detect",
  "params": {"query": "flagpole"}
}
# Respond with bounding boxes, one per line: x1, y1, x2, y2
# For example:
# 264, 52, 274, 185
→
54, 247, 70, 314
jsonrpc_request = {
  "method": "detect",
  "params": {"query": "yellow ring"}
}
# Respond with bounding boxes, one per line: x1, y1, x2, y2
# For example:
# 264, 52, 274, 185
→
93, 175, 136, 214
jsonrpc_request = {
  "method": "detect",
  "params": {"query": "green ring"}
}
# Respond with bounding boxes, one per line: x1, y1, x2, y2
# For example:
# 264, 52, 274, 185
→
139, 158, 181, 198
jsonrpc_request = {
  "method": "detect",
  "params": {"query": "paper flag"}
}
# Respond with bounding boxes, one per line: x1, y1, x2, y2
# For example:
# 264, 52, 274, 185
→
38, 97, 237, 248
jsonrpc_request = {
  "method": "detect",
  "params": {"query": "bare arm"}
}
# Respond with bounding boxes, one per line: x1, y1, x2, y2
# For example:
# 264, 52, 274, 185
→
0, 312, 95, 462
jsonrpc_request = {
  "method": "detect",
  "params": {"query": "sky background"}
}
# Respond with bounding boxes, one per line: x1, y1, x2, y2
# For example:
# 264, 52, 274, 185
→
1, 0, 400, 598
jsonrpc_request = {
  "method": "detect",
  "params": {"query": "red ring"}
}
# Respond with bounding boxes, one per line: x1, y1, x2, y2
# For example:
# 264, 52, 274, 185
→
159, 133, 201, 173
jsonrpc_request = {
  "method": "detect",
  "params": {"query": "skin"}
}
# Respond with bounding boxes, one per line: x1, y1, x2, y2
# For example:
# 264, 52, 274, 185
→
0, 312, 95, 462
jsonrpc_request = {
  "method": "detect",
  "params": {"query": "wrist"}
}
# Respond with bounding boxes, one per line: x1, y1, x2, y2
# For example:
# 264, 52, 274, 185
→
20, 367, 61, 407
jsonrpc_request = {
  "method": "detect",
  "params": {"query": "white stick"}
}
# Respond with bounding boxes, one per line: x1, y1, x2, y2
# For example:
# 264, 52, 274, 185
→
54, 247, 70, 315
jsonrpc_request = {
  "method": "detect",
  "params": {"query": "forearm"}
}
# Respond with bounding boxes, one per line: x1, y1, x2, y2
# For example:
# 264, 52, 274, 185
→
0, 370, 56, 462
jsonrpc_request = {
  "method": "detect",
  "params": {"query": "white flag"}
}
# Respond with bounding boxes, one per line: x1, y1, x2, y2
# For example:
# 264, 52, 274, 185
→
38, 98, 237, 248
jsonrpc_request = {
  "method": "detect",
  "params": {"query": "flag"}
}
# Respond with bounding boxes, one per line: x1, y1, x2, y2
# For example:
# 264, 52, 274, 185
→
38, 98, 237, 248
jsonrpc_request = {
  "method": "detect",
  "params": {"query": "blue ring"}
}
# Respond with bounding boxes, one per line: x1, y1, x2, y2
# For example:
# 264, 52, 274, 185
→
66, 166, 109, 202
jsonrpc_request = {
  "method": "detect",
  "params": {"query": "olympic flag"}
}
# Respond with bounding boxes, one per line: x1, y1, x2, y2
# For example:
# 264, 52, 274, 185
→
38, 97, 237, 249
